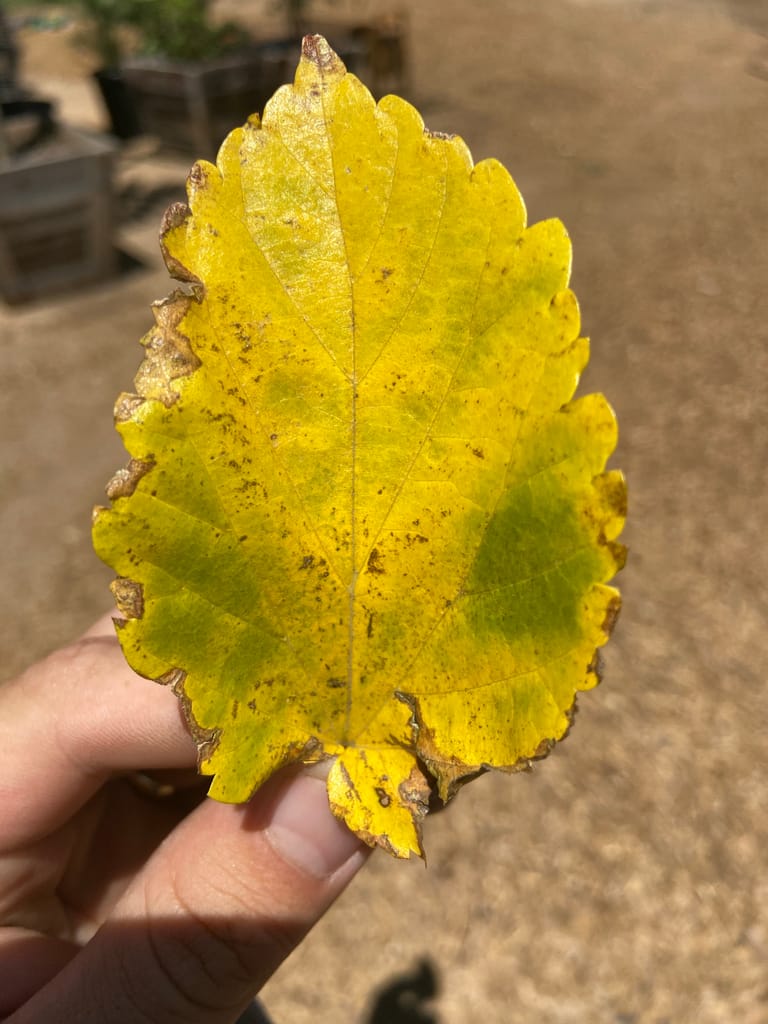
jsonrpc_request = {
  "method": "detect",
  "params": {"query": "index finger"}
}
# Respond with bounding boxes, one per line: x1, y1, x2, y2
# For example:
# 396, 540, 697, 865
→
0, 615, 198, 851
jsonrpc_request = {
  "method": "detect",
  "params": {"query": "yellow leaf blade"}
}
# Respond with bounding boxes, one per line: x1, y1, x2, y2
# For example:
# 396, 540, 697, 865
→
93, 37, 626, 858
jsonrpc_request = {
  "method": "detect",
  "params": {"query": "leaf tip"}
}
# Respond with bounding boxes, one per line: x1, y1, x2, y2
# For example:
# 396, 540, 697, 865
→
300, 35, 347, 86
301, 34, 343, 69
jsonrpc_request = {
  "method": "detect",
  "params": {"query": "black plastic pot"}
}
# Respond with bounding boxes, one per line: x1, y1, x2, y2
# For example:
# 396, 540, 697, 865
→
93, 67, 140, 140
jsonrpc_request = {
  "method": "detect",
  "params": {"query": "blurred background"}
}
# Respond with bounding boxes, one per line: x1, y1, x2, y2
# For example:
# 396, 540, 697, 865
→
1, 0, 767, 1020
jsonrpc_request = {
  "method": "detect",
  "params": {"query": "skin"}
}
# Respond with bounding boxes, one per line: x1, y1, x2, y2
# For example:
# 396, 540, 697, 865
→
0, 615, 368, 1023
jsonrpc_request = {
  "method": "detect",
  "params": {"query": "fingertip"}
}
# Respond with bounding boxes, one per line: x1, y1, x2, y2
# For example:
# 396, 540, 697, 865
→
264, 772, 367, 880
82, 611, 122, 639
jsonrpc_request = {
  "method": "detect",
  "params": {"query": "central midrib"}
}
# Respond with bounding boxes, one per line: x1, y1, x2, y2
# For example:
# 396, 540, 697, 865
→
345, 357, 357, 747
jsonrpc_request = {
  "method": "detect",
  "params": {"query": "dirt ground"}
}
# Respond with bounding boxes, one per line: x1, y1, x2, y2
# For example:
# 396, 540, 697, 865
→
2, 0, 768, 1021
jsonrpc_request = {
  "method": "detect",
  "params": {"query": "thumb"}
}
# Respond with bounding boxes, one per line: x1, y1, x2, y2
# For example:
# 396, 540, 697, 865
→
13, 768, 368, 1024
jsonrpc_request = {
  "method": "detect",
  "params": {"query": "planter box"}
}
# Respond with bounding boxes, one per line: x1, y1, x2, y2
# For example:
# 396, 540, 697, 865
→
123, 47, 292, 158
0, 129, 116, 304
122, 22, 409, 160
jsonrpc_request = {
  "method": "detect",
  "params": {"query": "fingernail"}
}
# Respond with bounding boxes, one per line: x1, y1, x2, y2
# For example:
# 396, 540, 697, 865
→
265, 774, 365, 878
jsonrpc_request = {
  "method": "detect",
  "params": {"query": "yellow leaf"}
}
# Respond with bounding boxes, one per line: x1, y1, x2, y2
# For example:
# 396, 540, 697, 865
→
93, 36, 626, 858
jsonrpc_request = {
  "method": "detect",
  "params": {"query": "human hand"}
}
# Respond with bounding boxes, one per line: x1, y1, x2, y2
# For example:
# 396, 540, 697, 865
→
0, 615, 368, 1023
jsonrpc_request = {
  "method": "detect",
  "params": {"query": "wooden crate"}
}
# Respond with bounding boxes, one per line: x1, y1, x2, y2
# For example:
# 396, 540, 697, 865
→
0, 129, 116, 304
123, 48, 291, 158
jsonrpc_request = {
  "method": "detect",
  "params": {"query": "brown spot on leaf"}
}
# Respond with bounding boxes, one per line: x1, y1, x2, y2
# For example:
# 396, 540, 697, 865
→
367, 548, 385, 575
424, 128, 456, 141
173, 676, 220, 766
188, 162, 207, 188
405, 693, 491, 804
160, 200, 191, 234
609, 541, 628, 571
405, 533, 429, 547
106, 457, 155, 501
397, 764, 430, 835
602, 594, 622, 637
113, 392, 145, 424
134, 292, 202, 408
375, 787, 391, 808
302, 34, 345, 75
110, 577, 144, 620
159, 202, 200, 284
533, 736, 554, 758
157, 668, 186, 688
587, 650, 605, 684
